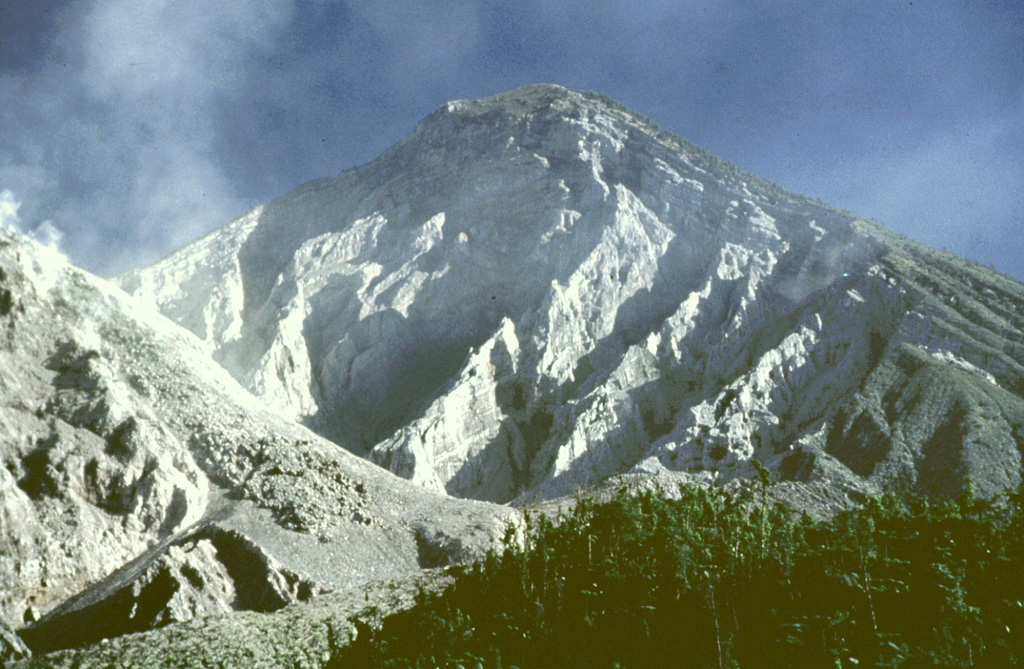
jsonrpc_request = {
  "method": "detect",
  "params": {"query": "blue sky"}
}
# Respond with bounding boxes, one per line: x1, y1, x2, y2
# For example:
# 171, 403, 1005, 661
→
1, 1, 1021, 279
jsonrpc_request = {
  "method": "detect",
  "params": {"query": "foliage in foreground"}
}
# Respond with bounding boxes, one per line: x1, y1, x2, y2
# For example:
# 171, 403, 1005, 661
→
336, 482, 1024, 668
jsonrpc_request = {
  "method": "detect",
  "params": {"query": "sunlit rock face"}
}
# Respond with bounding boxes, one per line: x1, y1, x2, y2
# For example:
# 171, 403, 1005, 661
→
122, 84, 1024, 504
0, 227, 514, 639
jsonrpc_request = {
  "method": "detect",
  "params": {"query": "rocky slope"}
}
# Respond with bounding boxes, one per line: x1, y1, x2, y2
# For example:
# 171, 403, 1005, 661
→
121, 84, 1024, 507
9, 570, 454, 669
0, 227, 514, 659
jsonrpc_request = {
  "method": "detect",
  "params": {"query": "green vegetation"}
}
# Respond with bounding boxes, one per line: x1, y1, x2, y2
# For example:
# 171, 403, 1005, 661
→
336, 482, 1024, 668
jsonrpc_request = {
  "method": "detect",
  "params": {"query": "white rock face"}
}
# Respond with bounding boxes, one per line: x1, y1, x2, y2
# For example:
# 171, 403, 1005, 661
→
0, 226, 514, 640
371, 317, 523, 500
121, 84, 1024, 504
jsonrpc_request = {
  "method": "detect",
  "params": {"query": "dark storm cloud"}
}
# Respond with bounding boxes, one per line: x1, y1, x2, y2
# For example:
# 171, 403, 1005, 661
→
0, 1, 1021, 279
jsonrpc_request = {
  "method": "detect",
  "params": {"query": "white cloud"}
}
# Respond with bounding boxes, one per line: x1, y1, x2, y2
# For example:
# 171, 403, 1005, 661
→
0, 188, 65, 251
0, 0, 306, 276
80, 0, 294, 101
0, 189, 21, 229
33, 221, 63, 249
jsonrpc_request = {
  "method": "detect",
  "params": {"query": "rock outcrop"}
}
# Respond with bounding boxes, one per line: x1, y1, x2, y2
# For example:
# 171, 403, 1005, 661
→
6, 570, 453, 669
0, 227, 515, 651
0, 622, 30, 666
121, 84, 1024, 506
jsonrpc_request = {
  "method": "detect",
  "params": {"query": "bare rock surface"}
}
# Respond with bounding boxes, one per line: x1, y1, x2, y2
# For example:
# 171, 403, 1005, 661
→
7, 570, 452, 669
0, 622, 30, 666
0, 227, 515, 653
122, 84, 1024, 506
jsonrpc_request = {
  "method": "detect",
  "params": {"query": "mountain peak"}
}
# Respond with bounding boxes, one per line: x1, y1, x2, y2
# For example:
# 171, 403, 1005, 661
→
10, 84, 1024, 661
121, 85, 1024, 508
444, 83, 593, 117
418, 84, 840, 219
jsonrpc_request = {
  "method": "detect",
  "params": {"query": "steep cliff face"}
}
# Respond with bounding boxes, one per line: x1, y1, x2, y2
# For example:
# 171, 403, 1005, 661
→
0, 227, 514, 646
121, 84, 1024, 504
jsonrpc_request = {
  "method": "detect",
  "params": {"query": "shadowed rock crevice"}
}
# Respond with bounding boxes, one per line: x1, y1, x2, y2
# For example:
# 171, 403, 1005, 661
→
17, 526, 320, 656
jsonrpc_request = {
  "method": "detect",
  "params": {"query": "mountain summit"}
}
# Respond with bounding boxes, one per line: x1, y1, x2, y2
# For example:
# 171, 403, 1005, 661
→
122, 84, 1024, 505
